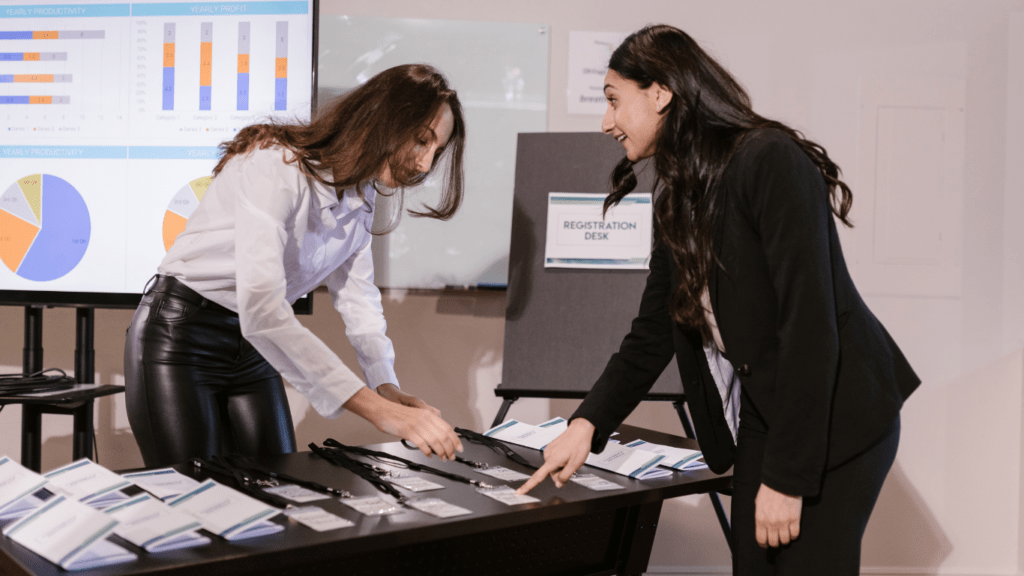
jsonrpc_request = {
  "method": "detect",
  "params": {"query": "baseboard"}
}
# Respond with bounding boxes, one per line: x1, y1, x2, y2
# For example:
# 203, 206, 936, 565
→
643, 566, 1018, 576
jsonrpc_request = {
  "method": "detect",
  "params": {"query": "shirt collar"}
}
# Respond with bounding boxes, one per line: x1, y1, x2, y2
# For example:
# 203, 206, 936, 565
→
311, 177, 379, 231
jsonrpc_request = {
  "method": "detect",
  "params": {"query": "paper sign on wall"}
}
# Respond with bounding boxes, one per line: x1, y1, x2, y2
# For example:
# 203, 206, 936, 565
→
567, 31, 629, 115
545, 193, 652, 269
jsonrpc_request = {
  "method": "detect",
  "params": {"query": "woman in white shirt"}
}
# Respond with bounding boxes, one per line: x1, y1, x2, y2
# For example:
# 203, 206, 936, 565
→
124, 64, 466, 468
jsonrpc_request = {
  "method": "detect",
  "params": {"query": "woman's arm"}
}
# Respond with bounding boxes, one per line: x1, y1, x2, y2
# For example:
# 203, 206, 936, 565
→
741, 134, 841, 497
519, 235, 678, 493
323, 241, 402, 395
230, 151, 460, 458
570, 234, 678, 453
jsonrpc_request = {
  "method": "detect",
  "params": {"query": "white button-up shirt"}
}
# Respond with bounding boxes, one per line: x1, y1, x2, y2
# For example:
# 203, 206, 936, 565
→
159, 145, 398, 418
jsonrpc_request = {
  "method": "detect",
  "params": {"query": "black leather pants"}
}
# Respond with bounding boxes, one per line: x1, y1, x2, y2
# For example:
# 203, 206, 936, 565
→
124, 275, 297, 468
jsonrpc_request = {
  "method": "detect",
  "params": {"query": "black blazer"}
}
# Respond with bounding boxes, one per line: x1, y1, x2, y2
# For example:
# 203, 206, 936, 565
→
572, 129, 920, 497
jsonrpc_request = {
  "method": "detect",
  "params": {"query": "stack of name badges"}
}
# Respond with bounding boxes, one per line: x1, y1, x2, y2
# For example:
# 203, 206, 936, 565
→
485, 417, 705, 481
0, 455, 288, 571
0, 456, 136, 570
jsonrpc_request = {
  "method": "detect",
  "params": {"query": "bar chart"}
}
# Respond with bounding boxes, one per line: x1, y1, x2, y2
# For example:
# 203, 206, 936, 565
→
146, 19, 298, 116
275, 21, 287, 110
0, 5, 128, 134
237, 22, 249, 110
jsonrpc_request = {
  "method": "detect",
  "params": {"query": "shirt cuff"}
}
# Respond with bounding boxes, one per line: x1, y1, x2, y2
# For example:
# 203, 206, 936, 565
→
362, 360, 399, 391
306, 366, 366, 419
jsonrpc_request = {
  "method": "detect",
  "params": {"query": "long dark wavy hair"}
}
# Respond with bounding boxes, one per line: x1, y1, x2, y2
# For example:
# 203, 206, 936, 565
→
213, 64, 465, 233
604, 25, 853, 338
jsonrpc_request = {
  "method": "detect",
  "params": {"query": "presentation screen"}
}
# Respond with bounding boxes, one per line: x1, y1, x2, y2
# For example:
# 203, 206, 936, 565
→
0, 0, 317, 307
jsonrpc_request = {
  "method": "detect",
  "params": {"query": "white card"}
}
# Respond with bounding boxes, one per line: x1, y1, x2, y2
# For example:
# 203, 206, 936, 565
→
477, 486, 540, 506
122, 467, 201, 500
406, 498, 472, 518
484, 420, 563, 451
62, 538, 137, 570
143, 531, 211, 553
570, 474, 624, 491
544, 192, 653, 270
537, 417, 569, 433
44, 458, 131, 503
168, 479, 281, 540
230, 520, 285, 540
0, 455, 47, 514
389, 476, 445, 493
105, 493, 204, 552
474, 466, 531, 482
4, 494, 124, 569
85, 489, 132, 510
263, 484, 331, 503
623, 440, 705, 470
585, 444, 664, 478
0, 490, 50, 520
285, 506, 355, 531
340, 496, 403, 516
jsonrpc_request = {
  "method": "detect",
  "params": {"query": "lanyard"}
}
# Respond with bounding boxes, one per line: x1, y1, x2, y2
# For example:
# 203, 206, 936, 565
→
191, 456, 291, 508
192, 454, 353, 508
322, 438, 493, 489
454, 427, 539, 471
308, 443, 407, 502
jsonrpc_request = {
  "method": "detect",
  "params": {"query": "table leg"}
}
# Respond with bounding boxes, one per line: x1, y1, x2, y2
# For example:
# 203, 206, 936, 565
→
615, 500, 664, 576
72, 400, 95, 461
20, 405, 42, 472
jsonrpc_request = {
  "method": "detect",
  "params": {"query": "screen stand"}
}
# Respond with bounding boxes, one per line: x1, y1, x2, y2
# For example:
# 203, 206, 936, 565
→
19, 306, 98, 472
20, 306, 43, 471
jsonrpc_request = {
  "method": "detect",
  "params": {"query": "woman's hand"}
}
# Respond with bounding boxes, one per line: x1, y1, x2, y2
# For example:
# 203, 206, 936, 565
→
516, 418, 595, 495
375, 383, 442, 416
754, 483, 802, 548
344, 387, 463, 460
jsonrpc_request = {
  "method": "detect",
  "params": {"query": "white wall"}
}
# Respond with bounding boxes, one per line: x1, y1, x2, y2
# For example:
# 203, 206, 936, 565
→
0, 1, 1021, 574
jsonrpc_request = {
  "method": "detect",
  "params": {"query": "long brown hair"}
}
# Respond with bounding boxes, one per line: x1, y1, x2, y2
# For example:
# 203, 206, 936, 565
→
213, 64, 466, 232
604, 25, 853, 338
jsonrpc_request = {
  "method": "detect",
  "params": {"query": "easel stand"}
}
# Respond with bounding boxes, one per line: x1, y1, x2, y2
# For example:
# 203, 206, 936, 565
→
16, 306, 112, 472
496, 132, 735, 551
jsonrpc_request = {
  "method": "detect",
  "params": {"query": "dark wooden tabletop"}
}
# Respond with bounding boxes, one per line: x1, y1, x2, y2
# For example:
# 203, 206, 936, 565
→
0, 424, 731, 576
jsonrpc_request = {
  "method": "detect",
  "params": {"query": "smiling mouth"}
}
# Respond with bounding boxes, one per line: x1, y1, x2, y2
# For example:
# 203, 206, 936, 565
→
616, 134, 626, 142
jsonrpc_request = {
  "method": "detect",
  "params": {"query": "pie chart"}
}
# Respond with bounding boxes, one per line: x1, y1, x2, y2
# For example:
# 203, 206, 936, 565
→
0, 174, 91, 281
162, 176, 212, 250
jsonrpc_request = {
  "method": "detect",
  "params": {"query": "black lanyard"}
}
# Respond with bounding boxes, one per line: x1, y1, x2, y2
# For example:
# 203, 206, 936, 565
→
192, 454, 353, 508
308, 443, 407, 501
454, 427, 539, 471
191, 456, 291, 508
322, 438, 492, 489
218, 454, 352, 497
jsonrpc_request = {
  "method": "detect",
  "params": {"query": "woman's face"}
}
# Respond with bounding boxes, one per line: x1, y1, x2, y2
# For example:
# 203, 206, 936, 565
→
601, 70, 671, 161
378, 102, 455, 187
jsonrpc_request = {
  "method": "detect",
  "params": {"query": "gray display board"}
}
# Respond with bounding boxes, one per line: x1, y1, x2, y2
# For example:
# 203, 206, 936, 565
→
498, 132, 685, 398
317, 15, 549, 289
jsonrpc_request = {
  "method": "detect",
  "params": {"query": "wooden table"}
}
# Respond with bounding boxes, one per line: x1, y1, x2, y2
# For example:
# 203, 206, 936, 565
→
0, 424, 731, 576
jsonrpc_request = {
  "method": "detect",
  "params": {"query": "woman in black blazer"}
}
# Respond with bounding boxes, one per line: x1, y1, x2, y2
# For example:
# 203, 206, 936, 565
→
517, 25, 920, 574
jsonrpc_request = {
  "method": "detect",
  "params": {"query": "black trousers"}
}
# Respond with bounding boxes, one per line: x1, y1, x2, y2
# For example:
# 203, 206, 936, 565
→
124, 275, 297, 468
731, 387, 900, 575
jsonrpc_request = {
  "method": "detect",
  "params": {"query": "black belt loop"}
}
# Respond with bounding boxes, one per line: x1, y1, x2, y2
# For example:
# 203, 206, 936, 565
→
142, 274, 159, 296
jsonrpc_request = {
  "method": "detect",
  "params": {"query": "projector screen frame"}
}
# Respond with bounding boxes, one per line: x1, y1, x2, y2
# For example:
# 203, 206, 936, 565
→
0, 0, 321, 314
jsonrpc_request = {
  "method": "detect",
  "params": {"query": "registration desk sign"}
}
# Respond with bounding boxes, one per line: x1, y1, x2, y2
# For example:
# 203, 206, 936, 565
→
544, 192, 653, 269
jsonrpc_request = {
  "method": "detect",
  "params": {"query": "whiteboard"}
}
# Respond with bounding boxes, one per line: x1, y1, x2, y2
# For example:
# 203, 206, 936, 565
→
317, 15, 550, 289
